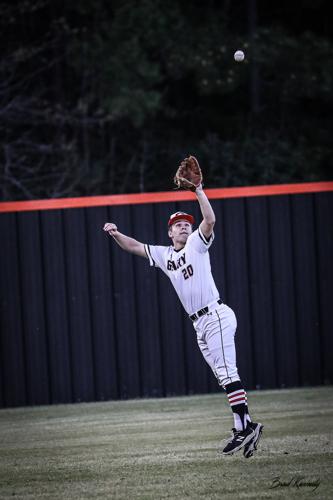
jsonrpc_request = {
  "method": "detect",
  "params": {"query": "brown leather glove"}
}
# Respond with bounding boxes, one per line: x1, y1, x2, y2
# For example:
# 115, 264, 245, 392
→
174, 155, 203, 192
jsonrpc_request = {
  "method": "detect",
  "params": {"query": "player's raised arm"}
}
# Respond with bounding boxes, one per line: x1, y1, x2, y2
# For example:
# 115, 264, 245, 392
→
173, 155, 215, 239
103, 222, 147, 258
195, 184, 216, 239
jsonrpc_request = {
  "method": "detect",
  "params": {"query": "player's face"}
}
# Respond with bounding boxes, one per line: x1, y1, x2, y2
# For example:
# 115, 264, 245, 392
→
168, 220, 193, 247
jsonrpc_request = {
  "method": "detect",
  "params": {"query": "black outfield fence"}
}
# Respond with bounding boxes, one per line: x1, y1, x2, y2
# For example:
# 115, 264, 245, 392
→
0, 183, 332, 408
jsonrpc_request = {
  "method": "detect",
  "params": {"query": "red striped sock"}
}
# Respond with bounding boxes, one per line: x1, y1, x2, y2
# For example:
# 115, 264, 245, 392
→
227, 389, 247, 407
225, 382, 248, 431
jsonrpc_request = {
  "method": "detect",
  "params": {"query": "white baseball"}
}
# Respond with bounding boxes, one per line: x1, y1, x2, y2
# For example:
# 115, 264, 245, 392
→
234, 50, 245, 62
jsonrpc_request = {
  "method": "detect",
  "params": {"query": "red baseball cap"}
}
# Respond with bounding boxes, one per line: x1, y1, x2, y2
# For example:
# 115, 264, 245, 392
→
168, 211, 195, 227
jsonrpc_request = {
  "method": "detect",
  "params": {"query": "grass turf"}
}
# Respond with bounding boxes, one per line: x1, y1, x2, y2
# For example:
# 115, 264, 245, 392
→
0, 387, 332, 499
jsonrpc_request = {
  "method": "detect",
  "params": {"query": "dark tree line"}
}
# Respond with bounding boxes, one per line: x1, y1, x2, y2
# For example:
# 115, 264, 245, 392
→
0, 0, 332, 200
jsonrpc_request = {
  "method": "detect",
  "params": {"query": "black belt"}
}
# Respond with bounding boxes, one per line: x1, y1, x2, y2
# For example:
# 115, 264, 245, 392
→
190, 299, 222, 321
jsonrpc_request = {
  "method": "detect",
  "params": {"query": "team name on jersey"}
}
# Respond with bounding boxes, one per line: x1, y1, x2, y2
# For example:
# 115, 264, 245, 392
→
167, 253, 186, 271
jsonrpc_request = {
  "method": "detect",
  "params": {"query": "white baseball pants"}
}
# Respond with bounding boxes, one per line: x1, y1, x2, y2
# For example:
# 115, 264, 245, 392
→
193, 302, 240, 388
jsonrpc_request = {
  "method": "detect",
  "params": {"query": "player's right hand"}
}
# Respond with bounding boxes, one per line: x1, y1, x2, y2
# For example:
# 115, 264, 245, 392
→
103, 222, 118, 235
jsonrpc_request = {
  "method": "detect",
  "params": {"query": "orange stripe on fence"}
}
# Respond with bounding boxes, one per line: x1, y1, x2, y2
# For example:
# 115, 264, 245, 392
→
0, 182, 332, 213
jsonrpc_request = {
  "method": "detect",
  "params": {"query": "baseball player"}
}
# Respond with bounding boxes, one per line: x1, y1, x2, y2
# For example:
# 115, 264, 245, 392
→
103, 157, 263, 457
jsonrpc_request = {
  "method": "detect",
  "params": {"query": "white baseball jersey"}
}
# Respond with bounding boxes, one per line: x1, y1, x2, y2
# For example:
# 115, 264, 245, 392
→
144, 227, 220, 315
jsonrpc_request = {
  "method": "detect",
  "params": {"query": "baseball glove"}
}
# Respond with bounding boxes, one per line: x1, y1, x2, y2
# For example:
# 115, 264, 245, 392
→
174, 155, 203, 192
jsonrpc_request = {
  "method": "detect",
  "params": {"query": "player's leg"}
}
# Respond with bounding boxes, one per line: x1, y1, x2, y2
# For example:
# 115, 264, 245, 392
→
201, 311, 253, 453
199, 304, 262, 455
196, 306, 246, 419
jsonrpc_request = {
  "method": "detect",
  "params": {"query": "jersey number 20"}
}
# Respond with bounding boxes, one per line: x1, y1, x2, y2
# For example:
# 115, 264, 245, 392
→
182, 264, 194, 280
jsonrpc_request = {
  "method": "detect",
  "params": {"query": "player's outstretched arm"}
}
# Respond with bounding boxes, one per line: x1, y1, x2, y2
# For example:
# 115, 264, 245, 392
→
195, 185, 216, 239
103, 223, 147, 258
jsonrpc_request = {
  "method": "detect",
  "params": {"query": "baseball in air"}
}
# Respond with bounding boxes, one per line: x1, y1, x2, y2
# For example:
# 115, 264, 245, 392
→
234, 50, 245, 62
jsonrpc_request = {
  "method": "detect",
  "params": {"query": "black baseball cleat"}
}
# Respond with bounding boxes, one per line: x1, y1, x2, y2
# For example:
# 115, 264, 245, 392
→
222, 425, 255, 455
243, 422, 264, 458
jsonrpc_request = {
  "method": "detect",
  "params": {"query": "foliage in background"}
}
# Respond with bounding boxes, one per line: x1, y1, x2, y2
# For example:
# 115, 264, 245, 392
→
0, 0, 332, 200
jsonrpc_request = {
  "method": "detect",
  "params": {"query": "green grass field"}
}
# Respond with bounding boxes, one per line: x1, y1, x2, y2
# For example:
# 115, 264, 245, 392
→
0, 387, 332, 499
